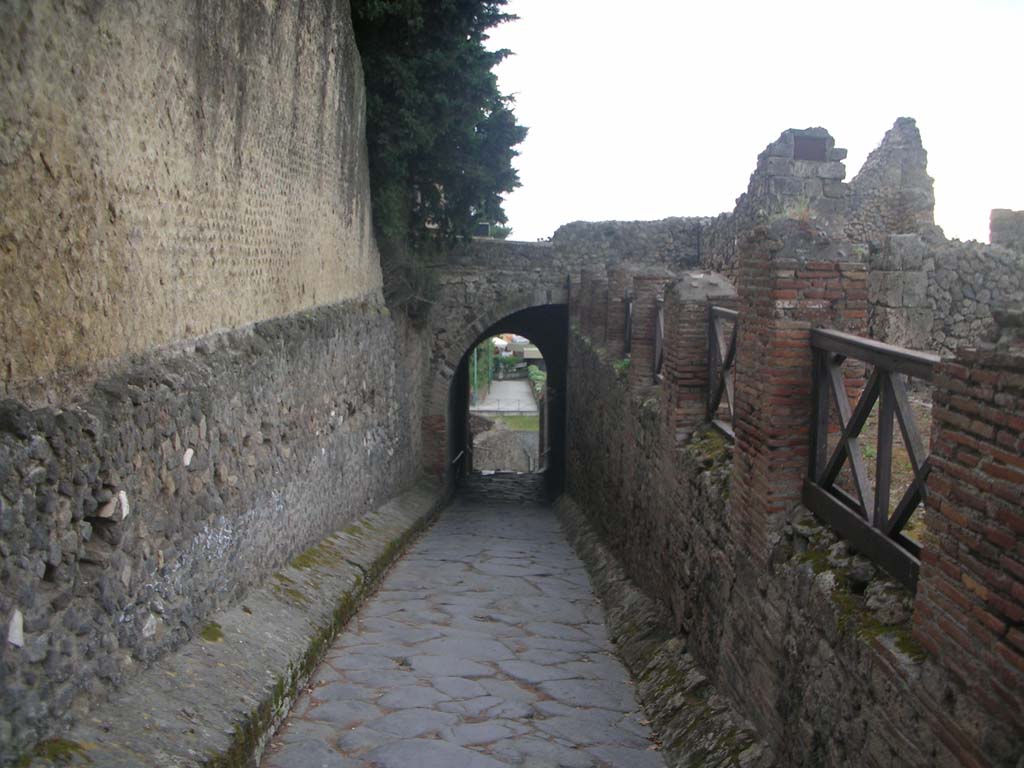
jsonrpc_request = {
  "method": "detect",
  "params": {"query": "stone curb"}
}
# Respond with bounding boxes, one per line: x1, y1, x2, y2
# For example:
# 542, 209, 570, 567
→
18, 479, 446, 768
555, 496, 776, 768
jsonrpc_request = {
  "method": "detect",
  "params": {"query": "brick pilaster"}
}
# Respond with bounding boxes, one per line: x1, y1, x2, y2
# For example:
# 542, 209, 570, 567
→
589, 271, 609, 346
605, 264, 635, 358
662, 275, 737, 437
729, 219, 868, 565
628, 268, 675, 391
911, 309, 1024, 757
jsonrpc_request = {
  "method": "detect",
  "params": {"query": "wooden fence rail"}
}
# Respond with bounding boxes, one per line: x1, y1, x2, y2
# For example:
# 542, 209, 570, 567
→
803, 328, 939, 588
707, 305, 738, 439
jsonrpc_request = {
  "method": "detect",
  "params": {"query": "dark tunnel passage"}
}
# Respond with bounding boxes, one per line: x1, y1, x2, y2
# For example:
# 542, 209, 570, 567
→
447, 304, 568, 500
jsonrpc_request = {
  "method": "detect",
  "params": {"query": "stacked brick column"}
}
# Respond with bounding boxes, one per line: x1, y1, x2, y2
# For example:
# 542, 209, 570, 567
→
911, 309, 1024, 764
729, 220, 868, 566
661, 274, 737, 437
605, 264, 636, 359
589, 270, 609, 346
628, 268, 675, 391
577, 267, 600, 337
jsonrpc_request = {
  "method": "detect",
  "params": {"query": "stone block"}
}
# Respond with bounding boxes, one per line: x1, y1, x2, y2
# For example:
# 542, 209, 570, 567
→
867, 272, 904, 307
902, 272, 927, 307
991, 208, 1024, 252
762, 156, 795, 176
816, 162, 846, 181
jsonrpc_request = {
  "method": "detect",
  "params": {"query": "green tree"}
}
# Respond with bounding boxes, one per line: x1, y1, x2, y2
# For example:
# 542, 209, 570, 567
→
352, 0, 527, 246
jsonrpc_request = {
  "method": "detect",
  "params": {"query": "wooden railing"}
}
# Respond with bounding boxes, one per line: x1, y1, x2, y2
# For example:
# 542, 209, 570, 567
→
803, 329, 939, 588
707, 306, 738, 438
654, 298, 665, 382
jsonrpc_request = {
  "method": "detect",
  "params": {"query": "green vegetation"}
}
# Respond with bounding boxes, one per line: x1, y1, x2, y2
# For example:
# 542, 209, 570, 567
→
200, 622, 224, 642
351, 0, 527, 314
526, 364, 546, 397
469, 338, 495, 402
612, 356, 631, 379
496, 414, 539, 431
17, 739, 91, 767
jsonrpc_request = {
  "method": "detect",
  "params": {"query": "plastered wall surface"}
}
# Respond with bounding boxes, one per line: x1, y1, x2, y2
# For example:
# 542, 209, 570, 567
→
0, 0, 381, 398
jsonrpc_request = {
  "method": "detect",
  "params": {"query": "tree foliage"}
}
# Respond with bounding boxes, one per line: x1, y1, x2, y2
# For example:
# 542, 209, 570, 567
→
351, 0, 527, 246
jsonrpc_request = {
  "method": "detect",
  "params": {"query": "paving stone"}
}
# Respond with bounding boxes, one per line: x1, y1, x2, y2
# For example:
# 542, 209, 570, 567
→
587, 744, 667, 767
366, 708, 459, 737
305, 699, 380, 727
376, 684, 450, 709
260, 499, 663, 767
489, 736, 598, 768
363, 738, 507, 768
263, 738, 361, 768
497, 659, 582, 683
433, 676, 490, 699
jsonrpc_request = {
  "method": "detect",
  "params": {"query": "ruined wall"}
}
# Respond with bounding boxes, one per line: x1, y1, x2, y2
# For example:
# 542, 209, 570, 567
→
927, 237, 1024, 358
551, 217, 704, 272
0, 1, 433, 760
566, 278, 1022, 768
0, 0, 380, 399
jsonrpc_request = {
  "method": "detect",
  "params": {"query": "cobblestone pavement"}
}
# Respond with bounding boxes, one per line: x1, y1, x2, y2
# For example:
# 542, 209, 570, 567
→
260, 492, 665, 767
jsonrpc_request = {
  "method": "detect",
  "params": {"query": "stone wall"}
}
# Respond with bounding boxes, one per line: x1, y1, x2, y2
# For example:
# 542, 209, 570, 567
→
927, 237, 1024, 358
0, 303, 427, 761
565, 255, 1023, 765
0, 0, 380, 400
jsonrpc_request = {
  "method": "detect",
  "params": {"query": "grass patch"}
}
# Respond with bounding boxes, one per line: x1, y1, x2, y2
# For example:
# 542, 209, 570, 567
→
200, 622, 224, 642
495, 414, 539, 431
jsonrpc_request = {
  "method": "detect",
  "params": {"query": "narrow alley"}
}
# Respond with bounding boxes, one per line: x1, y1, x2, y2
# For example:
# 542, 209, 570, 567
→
260, 476, 664, 768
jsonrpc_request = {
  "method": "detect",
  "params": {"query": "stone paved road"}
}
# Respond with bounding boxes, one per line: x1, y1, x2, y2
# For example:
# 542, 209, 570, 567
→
260, 494, 665, 768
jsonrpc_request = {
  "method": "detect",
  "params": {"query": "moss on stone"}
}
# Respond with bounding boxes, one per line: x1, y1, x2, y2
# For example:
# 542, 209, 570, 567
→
202, 499, 443, 768
796, 549, 830, 575
894, 630, 927, 662
200, 622, 224, 642
17, 738, 92, 766
291, 539, 344, 571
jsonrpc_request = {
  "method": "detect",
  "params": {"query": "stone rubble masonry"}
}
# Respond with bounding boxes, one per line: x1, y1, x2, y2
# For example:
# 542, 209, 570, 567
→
845, 117, 936, 245
1, 0, 381, 398
44, 480, 444, 767
912, 310, 1024, 763
0, 301, 429, 763
925, 234, 1024, 358
991, 209, 1024, 252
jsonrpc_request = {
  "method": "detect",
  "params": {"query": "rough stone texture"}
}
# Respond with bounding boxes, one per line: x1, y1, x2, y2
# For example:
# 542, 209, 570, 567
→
1, 0, 380, 399
552, 218, 704, 272
471, 425, 538, 474
991, 209, 1024, 252
260, 485, 665, 768
0, 302, 428, 762
557, 497, 773, 768
845, 117, 936, 245
15, 480, 444, 767
926, 236, 1024, 358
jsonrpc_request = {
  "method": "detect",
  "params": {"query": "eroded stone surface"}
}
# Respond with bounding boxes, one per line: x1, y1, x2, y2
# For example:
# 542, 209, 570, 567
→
261, 497, 664, 767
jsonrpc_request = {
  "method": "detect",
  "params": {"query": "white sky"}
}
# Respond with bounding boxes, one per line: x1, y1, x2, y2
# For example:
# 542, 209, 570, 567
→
486, 0, 1024, 244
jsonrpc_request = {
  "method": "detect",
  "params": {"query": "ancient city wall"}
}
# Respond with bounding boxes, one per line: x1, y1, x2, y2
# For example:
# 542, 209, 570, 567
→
0, 1, 431, 761
565, 236, 1023, 767
1, 0, 381, 400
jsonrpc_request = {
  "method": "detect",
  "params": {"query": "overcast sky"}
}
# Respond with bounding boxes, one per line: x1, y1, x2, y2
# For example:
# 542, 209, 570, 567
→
486, 0, 1023, 244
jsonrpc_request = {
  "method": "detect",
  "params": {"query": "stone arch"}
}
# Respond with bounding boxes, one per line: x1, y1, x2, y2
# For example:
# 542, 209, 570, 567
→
422, 284, 569, 492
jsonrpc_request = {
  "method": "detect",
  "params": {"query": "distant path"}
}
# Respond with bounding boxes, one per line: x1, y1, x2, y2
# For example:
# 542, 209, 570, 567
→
260, 490, 664, 768
471, 379, 538, 414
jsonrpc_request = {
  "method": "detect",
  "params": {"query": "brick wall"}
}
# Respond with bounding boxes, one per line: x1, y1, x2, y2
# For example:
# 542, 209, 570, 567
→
913, 311, 1024, 762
